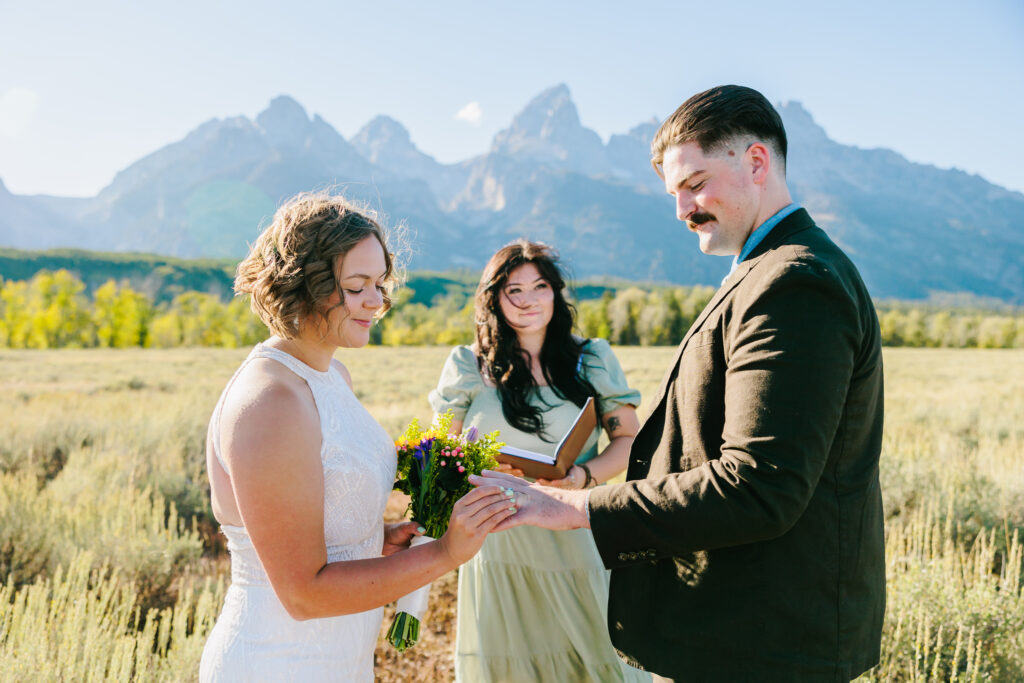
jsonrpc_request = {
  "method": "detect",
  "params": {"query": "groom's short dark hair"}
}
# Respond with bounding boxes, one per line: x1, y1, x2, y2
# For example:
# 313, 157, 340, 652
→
651, 85, 787, 177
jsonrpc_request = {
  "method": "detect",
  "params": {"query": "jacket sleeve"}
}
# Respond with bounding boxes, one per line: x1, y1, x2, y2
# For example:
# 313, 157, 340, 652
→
588, 259, 862, 568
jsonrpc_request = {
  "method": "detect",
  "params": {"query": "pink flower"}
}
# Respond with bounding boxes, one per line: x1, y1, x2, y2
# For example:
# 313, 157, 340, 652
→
458, 466, 466, 473
440, 460, 447, 466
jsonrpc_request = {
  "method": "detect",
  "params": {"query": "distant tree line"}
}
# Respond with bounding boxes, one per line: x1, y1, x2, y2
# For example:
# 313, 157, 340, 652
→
0, 270, 263, 349
2, 269, 1022, 350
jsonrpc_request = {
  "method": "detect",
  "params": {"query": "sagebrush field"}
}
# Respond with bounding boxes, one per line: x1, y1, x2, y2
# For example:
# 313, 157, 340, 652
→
1, 347, 1022, 681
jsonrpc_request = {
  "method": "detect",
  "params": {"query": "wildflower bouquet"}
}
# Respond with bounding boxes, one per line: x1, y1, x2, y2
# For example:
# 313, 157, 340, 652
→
387, 410, 503, 651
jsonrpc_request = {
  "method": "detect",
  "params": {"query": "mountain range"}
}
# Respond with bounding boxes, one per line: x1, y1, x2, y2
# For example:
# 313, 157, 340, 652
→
1, 85, 1022, 301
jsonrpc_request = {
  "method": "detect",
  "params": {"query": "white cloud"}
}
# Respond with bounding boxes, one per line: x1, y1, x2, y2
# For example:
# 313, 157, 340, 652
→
454, 101, 483, 126
0, 87, 40, 137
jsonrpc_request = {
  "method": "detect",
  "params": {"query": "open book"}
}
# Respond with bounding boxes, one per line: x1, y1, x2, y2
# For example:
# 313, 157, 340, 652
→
497, 397, 597, 480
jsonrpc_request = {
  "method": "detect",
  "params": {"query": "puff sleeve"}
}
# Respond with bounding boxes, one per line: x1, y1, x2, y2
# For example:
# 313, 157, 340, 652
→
428, 346, 483, 420
581, 338, 641, 415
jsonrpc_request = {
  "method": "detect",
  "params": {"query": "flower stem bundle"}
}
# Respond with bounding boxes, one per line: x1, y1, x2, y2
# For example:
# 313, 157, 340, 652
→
387, 413, 501, 650
385, 608, 420, 652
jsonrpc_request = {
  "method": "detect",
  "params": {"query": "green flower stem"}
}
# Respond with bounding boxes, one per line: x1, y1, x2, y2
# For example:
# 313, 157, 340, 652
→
386, 611, 421, 651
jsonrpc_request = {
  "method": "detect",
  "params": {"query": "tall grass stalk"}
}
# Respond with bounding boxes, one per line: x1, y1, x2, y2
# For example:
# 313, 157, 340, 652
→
0, 550, 222, 681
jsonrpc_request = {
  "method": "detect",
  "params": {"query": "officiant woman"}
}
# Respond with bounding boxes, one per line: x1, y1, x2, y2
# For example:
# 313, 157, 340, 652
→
430, 239, 650, 682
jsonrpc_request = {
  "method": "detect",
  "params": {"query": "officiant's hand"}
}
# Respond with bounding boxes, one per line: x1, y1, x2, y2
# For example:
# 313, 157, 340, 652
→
494, 462, 525, 477
537, 465, 585, 489
469, 470, 590, 532
382, 521, 424, 556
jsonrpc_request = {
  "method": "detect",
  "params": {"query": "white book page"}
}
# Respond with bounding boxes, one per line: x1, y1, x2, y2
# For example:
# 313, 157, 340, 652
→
498, 445, 556, 464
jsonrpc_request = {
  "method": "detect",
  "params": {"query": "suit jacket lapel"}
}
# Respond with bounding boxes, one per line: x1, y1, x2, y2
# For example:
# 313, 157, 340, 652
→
643, 265, 749, 415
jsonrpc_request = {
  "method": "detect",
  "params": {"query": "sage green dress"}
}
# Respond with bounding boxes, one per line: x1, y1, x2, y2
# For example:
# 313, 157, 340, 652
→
429, 340, 650, 683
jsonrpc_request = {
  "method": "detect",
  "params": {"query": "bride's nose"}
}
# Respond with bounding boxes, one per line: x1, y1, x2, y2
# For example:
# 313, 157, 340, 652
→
365, 287, 384, 309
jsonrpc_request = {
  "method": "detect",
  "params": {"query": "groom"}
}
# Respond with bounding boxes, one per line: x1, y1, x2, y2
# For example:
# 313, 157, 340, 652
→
472, 85, 885, 682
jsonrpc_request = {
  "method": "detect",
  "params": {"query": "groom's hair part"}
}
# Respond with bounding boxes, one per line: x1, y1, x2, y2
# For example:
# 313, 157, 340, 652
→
235, 191, 399, 339
651, 85, 787, 178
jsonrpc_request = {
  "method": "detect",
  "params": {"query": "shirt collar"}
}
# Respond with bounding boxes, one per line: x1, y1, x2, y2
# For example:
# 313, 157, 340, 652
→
728, 203, 800, 275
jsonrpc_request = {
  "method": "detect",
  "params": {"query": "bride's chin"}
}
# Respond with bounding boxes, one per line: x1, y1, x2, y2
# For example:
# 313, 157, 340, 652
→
339, 329, 372, 349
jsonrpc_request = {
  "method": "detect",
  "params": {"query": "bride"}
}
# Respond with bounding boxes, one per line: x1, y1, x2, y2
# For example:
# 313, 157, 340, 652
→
199, 193, 516, 682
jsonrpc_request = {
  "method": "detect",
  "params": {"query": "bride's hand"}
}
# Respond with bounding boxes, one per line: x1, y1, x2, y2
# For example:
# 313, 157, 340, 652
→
382, 521, 424, 556
468, 470, 591, 532
438, 485, 517, 565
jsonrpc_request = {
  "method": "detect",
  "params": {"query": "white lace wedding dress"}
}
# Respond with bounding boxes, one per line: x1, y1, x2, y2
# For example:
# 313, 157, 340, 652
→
199, 343, 397, 682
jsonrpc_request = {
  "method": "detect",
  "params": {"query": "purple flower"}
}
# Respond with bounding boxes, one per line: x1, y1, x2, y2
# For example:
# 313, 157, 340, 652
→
465, 426, 478, 443
413, 437, 435, 471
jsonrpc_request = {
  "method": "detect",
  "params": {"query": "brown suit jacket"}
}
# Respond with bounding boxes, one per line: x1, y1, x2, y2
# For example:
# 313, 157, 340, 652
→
588, 209, 885, 682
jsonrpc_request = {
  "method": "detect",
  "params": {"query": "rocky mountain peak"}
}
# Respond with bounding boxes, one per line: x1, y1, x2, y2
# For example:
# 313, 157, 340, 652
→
354, 115, 412, 146
628, 118, 659, 141
256, 95, 312, 147
513, 84, 575, 127
491, 83, 608, 173
777, 100, 829, 145
494, 83, 580, 150
351, 115, 417, 164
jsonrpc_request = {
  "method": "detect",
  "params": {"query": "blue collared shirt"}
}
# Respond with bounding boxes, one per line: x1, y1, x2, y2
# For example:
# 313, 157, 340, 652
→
728, 203, 801, 276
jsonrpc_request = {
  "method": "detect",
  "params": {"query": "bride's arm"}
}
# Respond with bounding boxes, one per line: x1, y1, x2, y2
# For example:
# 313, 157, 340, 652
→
222, 370, 513, 621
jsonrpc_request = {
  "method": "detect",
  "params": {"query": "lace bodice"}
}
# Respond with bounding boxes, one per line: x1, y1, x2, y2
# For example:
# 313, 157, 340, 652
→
201, 342, 397, 682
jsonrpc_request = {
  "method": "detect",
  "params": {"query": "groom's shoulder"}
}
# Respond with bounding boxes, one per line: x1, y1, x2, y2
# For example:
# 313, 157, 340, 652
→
752, 223, 862, 289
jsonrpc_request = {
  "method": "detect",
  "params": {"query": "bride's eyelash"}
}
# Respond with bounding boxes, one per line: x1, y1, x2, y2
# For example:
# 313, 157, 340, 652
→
345, 284, 386, 295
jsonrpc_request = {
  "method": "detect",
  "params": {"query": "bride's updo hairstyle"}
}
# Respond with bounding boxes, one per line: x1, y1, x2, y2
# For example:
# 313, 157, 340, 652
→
235, 192, 398, 338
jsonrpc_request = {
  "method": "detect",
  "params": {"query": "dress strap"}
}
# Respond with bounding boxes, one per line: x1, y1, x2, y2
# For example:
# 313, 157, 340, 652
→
210, 342, 339, 473
251, 343, 334, 384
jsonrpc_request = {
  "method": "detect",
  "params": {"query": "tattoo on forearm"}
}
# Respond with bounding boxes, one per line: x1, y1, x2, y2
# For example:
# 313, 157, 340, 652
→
607, 416, 621, 434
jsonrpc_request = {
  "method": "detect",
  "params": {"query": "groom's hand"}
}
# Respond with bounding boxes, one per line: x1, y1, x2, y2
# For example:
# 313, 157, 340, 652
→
468, 470, 590, 531
382, 521, 424, 556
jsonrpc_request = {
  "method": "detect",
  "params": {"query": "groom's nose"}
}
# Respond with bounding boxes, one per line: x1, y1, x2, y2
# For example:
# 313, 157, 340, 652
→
676, 192, 696, 222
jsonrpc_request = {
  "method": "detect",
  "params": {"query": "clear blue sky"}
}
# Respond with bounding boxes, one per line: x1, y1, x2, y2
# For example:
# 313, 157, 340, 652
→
1, 0, 1022, 197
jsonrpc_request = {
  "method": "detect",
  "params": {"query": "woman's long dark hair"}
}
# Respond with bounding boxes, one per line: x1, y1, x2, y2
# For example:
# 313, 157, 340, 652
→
475, 240, 598, 440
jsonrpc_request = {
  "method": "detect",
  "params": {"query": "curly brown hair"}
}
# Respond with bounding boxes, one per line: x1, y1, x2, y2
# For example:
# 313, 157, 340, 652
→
234, 192, 398, 339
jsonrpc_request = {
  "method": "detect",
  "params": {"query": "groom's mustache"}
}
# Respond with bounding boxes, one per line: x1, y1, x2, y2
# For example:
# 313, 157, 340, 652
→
687, 212, 716, 230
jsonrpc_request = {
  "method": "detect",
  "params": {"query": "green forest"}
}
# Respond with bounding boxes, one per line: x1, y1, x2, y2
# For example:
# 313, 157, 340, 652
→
2, 265, 1022, 350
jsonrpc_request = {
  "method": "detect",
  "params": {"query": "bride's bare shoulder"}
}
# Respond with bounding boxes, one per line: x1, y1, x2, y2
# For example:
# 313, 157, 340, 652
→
220, 359, 319, 465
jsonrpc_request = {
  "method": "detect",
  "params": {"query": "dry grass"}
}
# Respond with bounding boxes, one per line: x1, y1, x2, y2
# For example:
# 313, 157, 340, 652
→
0, 346, 1022, 681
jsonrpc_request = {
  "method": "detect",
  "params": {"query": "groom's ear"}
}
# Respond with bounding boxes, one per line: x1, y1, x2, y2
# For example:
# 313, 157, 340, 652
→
746, 142, 772, 185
